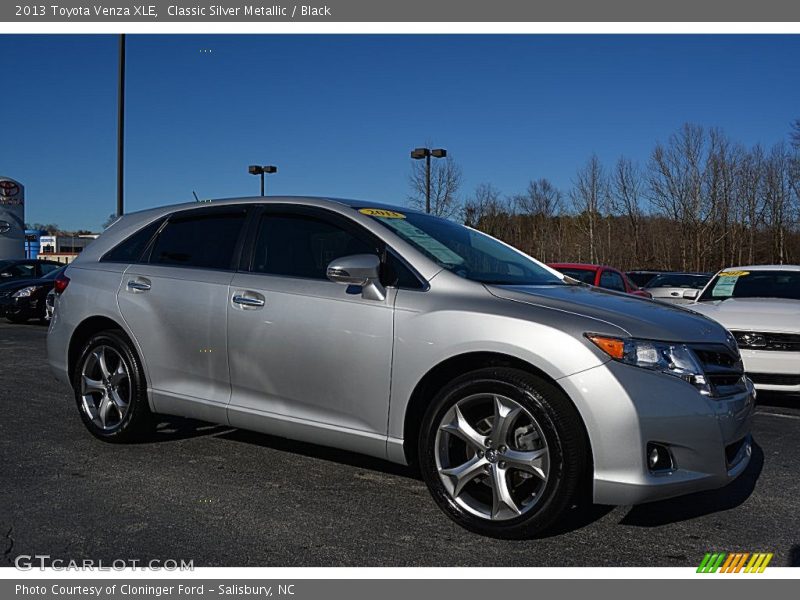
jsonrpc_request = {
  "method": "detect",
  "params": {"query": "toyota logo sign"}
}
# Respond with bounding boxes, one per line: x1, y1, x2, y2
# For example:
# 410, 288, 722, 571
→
0, 220, 10, 234
0, 180, 19, 197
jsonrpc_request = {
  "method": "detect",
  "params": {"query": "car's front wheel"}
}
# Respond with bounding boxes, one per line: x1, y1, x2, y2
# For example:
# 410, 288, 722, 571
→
418, 367, 588, 539
72, 330, 153, 442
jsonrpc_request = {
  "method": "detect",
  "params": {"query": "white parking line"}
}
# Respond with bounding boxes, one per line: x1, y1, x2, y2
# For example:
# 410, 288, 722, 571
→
756, 410, 800, 421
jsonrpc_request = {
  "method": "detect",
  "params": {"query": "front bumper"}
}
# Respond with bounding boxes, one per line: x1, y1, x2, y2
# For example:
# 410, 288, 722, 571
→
1, 296, 41, 320
740, 348, 800, 393
558, 359, 755, 505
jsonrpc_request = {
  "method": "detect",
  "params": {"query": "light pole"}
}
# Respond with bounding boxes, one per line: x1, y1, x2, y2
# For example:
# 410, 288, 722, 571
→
410, 147, 446, 214
117, 34, 126, 217
248, 165, 278, 196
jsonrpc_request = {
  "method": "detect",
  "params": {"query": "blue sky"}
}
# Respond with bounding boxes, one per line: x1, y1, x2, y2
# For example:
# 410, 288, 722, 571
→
1, 34, 798, 231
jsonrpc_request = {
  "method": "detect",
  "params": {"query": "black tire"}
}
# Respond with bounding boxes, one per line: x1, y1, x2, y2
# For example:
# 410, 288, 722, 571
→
418, 367, 588, 539
72, 329, 153, 443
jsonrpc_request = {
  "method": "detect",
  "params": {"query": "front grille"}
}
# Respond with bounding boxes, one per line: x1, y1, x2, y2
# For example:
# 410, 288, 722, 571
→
748, 373, 800, 386
0, 290, 12, 298
690, 343, 746, 397
732, 330, 800, 352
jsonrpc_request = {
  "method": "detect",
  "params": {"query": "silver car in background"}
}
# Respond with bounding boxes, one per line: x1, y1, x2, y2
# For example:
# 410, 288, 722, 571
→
47, 197, 754, 538
645, 272, 712, 304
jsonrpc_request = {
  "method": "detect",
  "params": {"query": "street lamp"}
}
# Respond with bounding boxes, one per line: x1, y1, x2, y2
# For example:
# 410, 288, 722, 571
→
410, 147, 447, 214
248, 164, 278, 196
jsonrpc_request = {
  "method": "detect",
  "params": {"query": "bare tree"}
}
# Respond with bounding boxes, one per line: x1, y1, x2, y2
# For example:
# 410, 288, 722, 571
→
408, 152, 463, 219
763, 142, 795, 264
514, 178, 563, 261
571, 155, 607, 264
610, 157, 645, 264
791, 119, 800, 150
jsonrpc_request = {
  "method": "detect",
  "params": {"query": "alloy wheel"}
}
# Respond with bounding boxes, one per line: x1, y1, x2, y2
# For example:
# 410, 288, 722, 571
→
79, 345, 131, 430
434, 393, 550, 521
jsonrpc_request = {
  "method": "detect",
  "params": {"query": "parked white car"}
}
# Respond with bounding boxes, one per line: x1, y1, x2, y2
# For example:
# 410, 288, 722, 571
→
644, 272, 711, 305
688, 265, 800, 393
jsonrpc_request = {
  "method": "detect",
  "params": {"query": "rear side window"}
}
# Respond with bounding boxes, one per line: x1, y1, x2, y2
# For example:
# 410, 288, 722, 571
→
252, 214, 376, 280
150, 210, 246, 270
39, 262, 61, 275
102, 219, 164, 264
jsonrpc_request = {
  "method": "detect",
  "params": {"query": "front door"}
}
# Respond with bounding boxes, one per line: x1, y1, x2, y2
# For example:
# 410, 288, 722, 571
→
226, 207, 395, 454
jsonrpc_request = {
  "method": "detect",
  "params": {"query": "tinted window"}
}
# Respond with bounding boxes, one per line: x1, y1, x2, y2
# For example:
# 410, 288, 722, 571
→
39, 262, 61, 276
599, 270, 626, 291
645, 273, 710, 289
559, 268, 596, 285
0, 263, 35, 278
41, 265, 67, 280
102, 219, 164, 263
385, 252, 424, 289
150, 210, 246, 270
252, 214, 376, 280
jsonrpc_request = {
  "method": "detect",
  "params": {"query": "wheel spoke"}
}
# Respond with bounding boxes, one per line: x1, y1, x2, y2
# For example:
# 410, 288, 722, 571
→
81, 375, 105, 396
109, 388, 128, 411
489, 395, 521, 448
490, 466, 521, 520
440, 404, 487, 451
503, 448, 549, 481
109, 363, 126, 387
440, 455, 488, 497
95, 348, 112, 381
97, 395, 112, 428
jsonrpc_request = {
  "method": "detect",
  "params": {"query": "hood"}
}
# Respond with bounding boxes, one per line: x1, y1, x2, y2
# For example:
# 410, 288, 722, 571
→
488, 283, 730, 344
688, 297, 800, 334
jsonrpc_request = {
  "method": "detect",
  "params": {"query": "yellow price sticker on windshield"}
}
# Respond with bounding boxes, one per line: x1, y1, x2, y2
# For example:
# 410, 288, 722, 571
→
359, 208, 406, 219
719, 271, 750, 277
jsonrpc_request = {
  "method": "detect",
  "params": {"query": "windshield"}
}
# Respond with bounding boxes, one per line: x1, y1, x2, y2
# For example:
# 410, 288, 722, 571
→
647, 273, 710, 289
359, 207, 562, 286
698, 270, 800, 301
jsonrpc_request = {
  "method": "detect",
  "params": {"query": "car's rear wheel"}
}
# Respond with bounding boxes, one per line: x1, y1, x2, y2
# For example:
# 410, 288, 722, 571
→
418, 367, 588, 539
72, 330, 153, 442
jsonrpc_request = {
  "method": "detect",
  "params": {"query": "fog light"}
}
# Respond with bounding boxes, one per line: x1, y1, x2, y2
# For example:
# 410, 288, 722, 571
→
646, 442, 674, 472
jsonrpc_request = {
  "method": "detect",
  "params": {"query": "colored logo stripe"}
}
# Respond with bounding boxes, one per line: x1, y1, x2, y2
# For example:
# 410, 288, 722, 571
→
697, 552, 773, 573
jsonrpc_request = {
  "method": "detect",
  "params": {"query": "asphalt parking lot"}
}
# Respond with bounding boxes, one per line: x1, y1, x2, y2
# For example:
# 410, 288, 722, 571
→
1, 320, 799, 568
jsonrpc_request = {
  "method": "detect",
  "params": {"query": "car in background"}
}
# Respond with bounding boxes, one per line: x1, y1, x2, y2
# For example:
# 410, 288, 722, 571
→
627, 270, 668, 288
688, 265, 800, 394
45, 288, 56, 321
0, 265, 67, 323
644, 272, 712, 304
549, 263, 652, 298
0, 258, 62, 282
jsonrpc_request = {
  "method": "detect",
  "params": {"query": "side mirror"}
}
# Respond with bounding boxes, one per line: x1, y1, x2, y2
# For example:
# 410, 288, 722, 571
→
683, 289, 698, 300
326, 254, 385, 301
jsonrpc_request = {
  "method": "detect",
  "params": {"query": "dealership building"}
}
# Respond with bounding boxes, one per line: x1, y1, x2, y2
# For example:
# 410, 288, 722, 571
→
26, 232, 99, 264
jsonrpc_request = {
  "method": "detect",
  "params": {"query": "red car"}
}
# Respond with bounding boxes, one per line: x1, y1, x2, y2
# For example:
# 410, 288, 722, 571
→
547, 263, 652, 298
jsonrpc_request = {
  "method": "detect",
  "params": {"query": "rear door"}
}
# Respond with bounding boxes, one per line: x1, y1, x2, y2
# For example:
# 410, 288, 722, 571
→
117, 205, 249, 422
226, 206, 396, 446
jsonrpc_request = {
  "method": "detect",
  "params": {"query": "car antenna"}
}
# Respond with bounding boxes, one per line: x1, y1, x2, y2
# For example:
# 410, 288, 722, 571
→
192, 190, 200, 202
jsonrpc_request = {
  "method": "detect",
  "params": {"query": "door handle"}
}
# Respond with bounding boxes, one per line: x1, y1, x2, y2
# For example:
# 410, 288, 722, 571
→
126, 279, 151, 292
232, 293, 265, 308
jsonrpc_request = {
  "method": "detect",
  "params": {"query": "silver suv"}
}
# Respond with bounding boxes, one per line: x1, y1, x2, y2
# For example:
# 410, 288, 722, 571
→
47, 197, 755, 538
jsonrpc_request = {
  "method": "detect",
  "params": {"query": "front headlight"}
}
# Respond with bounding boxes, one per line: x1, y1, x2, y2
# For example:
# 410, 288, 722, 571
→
12, 286, 40, 298
586, 334, 710, 395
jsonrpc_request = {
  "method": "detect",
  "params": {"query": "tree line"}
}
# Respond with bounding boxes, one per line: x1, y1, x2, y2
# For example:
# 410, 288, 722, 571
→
409, 121, 800, 272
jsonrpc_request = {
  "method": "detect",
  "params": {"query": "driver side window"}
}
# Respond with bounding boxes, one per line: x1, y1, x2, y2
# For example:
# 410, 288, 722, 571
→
252, 214, 376, 280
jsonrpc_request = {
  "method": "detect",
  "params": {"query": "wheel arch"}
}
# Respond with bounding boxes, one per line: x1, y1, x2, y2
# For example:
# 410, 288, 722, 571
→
67, 316, 138, 385
402, 351, 593, 472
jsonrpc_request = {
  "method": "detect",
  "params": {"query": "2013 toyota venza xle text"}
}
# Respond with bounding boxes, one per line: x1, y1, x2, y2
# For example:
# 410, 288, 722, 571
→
47, 197, 755, 538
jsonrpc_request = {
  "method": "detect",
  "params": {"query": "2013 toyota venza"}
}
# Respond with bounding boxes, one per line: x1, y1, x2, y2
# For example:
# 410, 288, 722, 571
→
47, 197, 755, 538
